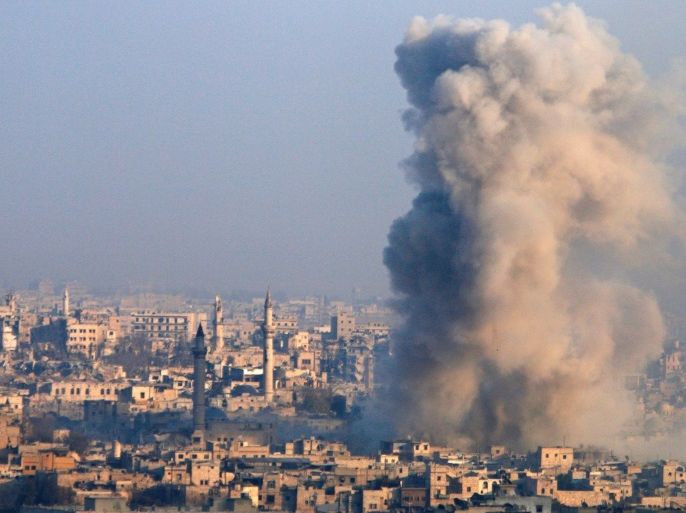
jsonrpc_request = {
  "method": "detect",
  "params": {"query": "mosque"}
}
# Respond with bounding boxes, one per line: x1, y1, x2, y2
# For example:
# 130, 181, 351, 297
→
191, 289, 275, 447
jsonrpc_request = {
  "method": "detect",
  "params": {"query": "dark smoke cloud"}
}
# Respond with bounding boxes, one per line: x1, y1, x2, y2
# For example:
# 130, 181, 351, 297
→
384, 4, 685, 450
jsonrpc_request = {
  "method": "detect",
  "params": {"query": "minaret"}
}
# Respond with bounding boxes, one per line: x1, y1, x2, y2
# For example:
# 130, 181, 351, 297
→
62, 288, 70, 319
192, 324, 207, 444
6, 292, 16, 316
212, 295, 224, 351
262, 288, 274, 404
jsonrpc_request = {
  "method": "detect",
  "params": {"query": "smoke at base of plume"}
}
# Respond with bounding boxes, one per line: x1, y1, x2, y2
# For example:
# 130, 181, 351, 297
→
384, 4, 685, 450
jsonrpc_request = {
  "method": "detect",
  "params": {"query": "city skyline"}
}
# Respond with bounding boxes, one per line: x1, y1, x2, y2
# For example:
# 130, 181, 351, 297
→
2, 3, 686, 510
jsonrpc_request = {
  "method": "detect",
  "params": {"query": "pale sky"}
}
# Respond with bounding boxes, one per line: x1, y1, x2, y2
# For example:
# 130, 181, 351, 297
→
1, 1, 685, 297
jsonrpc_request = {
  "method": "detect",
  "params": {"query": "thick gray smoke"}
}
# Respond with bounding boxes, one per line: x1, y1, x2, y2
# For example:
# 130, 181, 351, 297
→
384, 4, 685, 450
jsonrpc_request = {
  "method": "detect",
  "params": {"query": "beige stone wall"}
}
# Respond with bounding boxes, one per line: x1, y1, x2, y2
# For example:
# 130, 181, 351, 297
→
538, 447, 573, 473
554, 490, 606, 507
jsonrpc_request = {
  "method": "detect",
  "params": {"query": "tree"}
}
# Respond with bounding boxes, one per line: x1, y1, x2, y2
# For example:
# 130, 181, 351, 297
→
103, 335, 153, 377
9, 474, 76, 510
129, 484, 185, 508
331, 395, 347, 418
298, 387, 333, 414
28, 415, 57, 442
66, 431, 89, 456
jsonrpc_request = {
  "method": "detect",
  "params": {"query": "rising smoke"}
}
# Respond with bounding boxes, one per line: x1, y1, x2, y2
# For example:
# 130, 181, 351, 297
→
384, 4, 685, 450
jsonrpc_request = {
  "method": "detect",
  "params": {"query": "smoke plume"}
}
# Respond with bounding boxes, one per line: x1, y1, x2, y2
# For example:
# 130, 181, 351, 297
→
384, 4, 685, 449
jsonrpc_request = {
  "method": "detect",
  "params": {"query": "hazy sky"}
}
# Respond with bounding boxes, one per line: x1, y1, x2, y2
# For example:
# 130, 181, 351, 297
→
1, 1, 685, 298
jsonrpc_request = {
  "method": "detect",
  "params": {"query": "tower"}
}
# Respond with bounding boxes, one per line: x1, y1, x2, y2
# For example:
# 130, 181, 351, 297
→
425, 462, 448, 508
1, 292, 19, 352
192, 323, 207, 444
212, 295, 224, 351
262, 288, 274, 404
62, 288, 70, 318
5, 292, 16, 316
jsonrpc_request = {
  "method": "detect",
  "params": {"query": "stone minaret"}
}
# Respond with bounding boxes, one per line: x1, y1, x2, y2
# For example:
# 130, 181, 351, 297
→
62, 288, 70, 319
262, 289, 274, 404
192, 324, 207, 443
6, 292, 16, 316
212, 295, 224, 351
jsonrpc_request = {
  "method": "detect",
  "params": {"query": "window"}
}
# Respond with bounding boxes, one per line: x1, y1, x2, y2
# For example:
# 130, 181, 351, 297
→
536, 506, 544, 513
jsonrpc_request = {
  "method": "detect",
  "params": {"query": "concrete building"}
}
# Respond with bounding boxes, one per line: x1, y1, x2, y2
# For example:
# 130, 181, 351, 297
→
0, 418, 21, 449
661, 460, 686, 486
66, 322, 108, 358
331, 311, 355, 341
21, 449, 77, 475
1, 320, 18, 351
522, 474, 557, 497
537, 446, 574, 473
30, 317, 67, 351
229, 367, 263, 388
49, 381, 127, 401
425, 462, 450, 507
131, 311, 207, 342
274, 317, 298, 334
